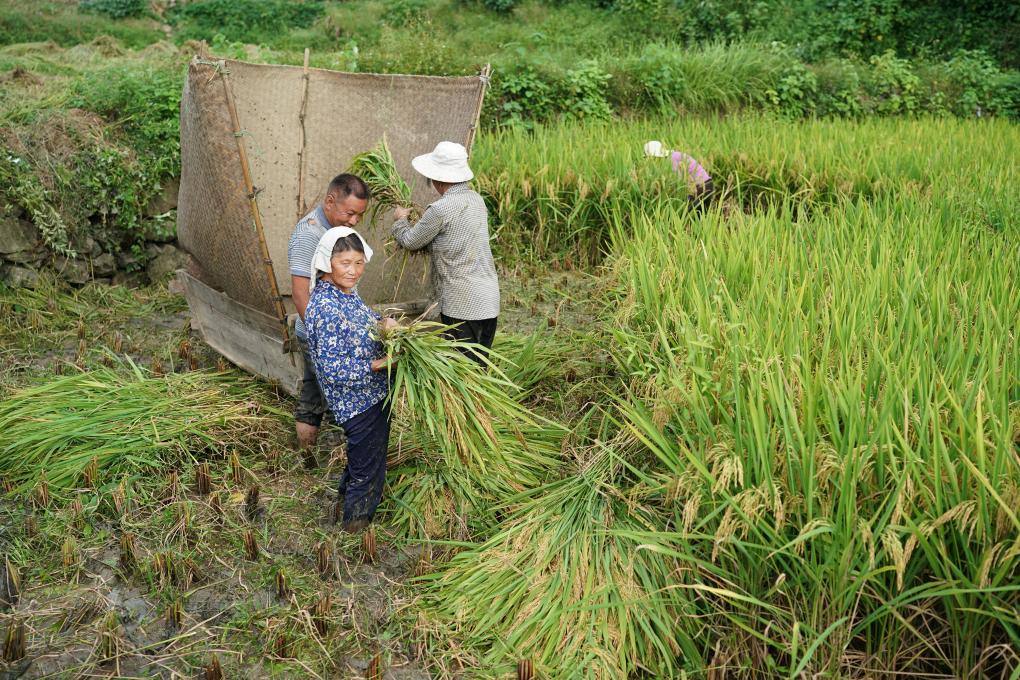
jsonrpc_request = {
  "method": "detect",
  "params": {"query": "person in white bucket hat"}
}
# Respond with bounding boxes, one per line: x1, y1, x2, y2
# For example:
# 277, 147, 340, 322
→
644, 140, 716, 212
392, 141, 500, 364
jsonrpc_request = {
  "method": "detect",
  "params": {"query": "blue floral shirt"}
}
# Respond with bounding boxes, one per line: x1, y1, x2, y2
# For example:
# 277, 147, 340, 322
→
305, 280, 388, 424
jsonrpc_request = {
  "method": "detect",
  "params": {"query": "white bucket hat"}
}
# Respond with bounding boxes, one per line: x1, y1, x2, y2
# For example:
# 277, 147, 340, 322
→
644, 140, 670, 158
309, 227, 374, 293
411, 141, 474, 183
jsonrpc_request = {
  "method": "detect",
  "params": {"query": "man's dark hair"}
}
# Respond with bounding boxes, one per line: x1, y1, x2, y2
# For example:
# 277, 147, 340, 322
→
331, 233, 365, 256
327, 173, 370, 201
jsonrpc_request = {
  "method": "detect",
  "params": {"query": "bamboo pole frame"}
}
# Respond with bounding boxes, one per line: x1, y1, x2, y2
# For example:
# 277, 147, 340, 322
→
297, 48, 311, 218
464, 64, 491, 154
216, 64, 292, 352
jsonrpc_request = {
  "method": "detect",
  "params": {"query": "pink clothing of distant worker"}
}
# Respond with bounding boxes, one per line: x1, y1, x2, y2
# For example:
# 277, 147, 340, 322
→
671, 151, 711, 189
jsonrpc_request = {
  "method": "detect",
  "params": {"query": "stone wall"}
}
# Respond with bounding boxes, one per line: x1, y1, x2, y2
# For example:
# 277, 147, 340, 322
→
0, 177, 193, 289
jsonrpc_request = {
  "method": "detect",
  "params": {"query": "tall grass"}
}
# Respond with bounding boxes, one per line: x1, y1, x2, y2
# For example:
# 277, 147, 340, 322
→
602, 195, 1020, 674
421, 116, 1020, 676
421, 443, 697, 678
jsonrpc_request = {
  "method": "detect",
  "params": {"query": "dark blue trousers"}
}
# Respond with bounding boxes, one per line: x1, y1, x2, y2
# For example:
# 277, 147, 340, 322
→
338, 398, 391, 523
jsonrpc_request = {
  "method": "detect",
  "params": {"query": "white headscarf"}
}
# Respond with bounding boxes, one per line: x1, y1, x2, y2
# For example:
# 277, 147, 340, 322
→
309, 227, 374, 293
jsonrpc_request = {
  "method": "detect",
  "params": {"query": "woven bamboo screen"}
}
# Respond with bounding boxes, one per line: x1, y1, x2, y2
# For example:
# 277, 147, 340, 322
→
178, 58, 488, 319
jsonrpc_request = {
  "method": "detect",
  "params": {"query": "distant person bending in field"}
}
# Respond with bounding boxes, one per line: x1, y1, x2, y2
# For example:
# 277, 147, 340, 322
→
391, 141, 500, 365
644, 140, 716, 212
305, 227, 398, 533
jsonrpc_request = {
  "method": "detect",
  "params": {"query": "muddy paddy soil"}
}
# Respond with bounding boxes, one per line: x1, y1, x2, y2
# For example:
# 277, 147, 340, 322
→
0, 266, 598, 679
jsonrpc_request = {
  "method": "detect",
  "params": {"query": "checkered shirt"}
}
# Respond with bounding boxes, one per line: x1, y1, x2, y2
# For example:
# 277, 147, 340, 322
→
391, 182, 500, 321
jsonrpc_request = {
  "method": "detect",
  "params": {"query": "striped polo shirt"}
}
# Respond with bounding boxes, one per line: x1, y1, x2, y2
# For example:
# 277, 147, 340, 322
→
287, 205, 329, 340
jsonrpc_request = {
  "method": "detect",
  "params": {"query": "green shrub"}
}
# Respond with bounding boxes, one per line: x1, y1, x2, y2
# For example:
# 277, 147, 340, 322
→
458, 0, 517, 13
893, 0, 1020, 69
932, 50, 1018, 117
483, 0, 517, 12
864, 50, 919, 114
488, 58, 612, 123
995, 71, 1020, 119
0, 150, 76, 257
75, 146, 153, 253
382, 0, 428, 26
169, 0, 325, 44
489, 65, 555, 124
78, 0, 147, 20
612, 43, 686, 111
810, 59, 864, 117
766, 60, 819, 117
799, 0, 900, 60
677, 0, 775, 42
68, 61, 183, 178
559, 60, 612, 119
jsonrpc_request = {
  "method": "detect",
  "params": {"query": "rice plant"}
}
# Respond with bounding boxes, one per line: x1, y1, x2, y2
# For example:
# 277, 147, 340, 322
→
418, 115, 1020, 677
591, 194, 1019, 673
420, 443, 707, 678
0, 365, 267, 494
348, 136, 422, 221
470, 113, 1020, 264
348, 136, 429, 301
381, 321, 566, 538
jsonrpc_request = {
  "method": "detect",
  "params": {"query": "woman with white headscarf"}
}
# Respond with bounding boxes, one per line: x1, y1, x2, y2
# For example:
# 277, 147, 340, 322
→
305, 226, 397, 533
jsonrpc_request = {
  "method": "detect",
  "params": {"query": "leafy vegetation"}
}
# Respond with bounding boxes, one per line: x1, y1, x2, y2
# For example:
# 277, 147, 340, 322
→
168, 0, 326, 47
1, 42, 186, 257
0, 365, 267, 492
471, 114, 1019, 262
0, 2, 162, 47
79, 0, 148, 20
1, 0, 1018, 262
382, 322, 565, 539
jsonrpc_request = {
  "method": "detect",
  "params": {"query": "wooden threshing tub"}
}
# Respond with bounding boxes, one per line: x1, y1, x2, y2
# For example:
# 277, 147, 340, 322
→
174, 57, 489, 395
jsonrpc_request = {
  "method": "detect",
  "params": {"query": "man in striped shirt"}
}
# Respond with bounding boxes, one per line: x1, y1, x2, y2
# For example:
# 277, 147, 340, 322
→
392, 141, 499, 363
287, 174, 371, 462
